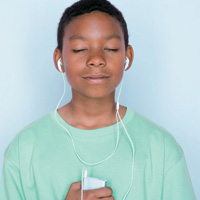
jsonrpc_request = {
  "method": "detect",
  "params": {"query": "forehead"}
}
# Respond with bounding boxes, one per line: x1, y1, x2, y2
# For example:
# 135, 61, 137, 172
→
64, 11, 124, 39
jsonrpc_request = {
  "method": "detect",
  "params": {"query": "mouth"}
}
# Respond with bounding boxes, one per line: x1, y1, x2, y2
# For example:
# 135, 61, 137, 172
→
82, 74, 110, 83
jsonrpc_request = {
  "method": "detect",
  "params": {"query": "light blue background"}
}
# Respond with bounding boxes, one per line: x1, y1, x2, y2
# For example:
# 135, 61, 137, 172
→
0, 0, 199, 198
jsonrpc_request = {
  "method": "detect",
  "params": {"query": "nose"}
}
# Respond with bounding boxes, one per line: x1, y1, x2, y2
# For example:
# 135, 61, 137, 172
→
87, 53, 106, 68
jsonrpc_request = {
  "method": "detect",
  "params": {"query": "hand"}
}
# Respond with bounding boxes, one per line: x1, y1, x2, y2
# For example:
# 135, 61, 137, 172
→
65, 181, 114, 200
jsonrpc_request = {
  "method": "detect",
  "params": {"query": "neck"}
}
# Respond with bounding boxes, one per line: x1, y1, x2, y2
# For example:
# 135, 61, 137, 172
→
70, 93, 116, 117
57, 90, 127, 130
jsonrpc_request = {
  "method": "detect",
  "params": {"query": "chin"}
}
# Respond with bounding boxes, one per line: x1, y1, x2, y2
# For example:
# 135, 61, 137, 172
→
72, 86, 116, 100
82, 90, 115, 100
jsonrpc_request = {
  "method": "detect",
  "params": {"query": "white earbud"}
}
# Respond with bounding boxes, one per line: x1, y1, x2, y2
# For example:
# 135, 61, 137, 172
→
57, 58, 63, 73
124, 57, 129, 70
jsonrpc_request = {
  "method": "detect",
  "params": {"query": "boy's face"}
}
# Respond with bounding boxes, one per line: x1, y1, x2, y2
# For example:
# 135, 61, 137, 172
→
54, 11, 133, 99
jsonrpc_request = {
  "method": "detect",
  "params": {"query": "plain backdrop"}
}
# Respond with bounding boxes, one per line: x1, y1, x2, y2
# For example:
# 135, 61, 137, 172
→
0, 0, 199, 198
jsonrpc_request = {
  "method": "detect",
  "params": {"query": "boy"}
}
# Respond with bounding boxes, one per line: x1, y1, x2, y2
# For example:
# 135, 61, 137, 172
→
0, 0, 196, 199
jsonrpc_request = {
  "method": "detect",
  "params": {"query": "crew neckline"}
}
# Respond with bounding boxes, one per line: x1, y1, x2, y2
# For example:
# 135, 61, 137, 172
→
50, 106, 135, 138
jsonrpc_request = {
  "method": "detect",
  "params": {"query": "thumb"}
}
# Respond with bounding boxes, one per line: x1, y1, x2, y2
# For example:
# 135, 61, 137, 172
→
70, 181, 82, 190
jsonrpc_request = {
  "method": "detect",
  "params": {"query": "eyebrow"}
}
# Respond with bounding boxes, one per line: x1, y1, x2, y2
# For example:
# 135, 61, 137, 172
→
69, 35, 87, 41
69, 34, 122, 41
104, 34, 121, 40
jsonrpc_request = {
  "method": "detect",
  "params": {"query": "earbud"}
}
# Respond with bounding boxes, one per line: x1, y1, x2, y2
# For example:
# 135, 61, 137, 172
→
57, 58, 63, 73
124, 57, 129, 70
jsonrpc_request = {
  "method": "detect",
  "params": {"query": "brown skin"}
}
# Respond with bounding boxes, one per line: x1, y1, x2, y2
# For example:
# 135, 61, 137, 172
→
53, 11, 134, 199
65, 182, 114, 200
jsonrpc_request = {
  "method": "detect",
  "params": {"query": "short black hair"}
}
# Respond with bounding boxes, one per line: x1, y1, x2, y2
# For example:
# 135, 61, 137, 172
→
57, 0, 129, 51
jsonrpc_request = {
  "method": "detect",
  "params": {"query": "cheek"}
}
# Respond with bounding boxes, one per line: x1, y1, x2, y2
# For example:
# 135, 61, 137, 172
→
64, 66, 78, 86
107, 66, 124, 90
115, 70, 124, 86
113, 65, 124, 79
64, 64, 85, 88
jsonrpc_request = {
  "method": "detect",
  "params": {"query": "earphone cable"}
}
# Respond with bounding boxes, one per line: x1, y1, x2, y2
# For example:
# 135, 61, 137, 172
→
54, 73, 120, 166
117, 110, 135, 200
116, 74, 135, 200
54, 68, 135, 200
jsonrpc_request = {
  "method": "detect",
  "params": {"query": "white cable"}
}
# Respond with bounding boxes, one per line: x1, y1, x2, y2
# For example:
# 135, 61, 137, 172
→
56, 73, 66, 111
116, 75, 124, 112
116, 74, 135, 200
54, 73, 120, 166
117, 110, 135, 200
55, 71, 135, 200
55, 73, 120, 200
81, 166, 86, 200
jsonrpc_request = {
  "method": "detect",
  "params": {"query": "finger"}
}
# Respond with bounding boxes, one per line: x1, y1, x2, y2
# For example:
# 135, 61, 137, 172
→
70, 181, 81, 190
101, 197, 115, 200
93, 187, 113, 198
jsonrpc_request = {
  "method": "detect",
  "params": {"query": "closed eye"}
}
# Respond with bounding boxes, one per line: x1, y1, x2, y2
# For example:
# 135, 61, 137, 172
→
72, 49, 87, 53
105, 48, 119, 52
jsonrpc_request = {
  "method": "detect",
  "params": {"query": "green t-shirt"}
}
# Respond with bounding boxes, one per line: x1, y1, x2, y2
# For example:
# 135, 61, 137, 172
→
0, 107, 196, 199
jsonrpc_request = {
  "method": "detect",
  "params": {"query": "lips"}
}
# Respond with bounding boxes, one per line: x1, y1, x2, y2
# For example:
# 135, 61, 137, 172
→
82, 74, 110, 83
83, 74, 110, 78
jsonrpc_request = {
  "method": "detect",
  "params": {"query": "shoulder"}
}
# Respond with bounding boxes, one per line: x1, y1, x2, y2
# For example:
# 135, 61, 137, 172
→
4, 111, 56, 161
127, 107, 181, 145
16, 111, 56, 141
126, 107, 184, 170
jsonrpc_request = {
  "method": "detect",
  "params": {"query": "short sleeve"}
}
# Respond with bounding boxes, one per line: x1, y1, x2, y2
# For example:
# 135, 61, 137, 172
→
0, 137, 26, 200
163, 155, 196, 200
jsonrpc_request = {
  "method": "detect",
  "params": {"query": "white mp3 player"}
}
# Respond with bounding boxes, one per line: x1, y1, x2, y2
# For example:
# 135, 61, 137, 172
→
82, 168, 107, 190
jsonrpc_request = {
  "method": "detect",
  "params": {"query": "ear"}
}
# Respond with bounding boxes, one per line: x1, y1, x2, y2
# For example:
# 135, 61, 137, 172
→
125, 45, 134, 71
53, 48, 64, 72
